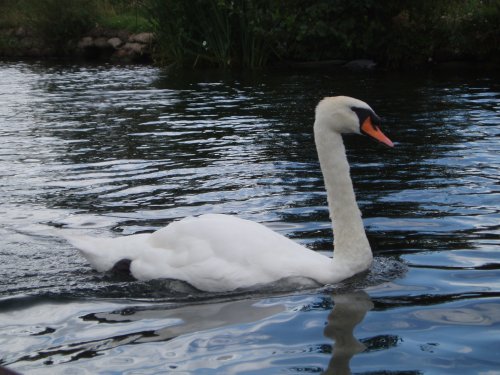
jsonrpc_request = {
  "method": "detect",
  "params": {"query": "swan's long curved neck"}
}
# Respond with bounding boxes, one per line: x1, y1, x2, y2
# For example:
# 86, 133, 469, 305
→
314, 123, 372, 270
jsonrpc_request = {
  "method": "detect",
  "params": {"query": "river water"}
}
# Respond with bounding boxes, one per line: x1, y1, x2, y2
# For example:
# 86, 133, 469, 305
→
0, 62, 499, 374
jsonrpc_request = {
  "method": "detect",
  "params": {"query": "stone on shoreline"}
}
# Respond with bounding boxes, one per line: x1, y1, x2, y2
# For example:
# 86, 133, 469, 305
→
94, 37, 110, 49
107, 37, 123, 49
129, 32, 154, 44
77, 36, 93, 49
122, 42, 146, 54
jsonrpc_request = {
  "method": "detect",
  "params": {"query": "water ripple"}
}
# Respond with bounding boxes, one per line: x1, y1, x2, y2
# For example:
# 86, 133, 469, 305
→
1, 62, 499, 374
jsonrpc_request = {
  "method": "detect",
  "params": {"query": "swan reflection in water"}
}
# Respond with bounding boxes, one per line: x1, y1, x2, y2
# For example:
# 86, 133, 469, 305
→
2, 290, 375, 373
72, 291, 375, 373
323, 291, 374, 375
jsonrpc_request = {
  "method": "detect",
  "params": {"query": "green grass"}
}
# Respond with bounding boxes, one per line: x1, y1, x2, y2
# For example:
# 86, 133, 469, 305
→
94, 1, 151, 33
99, 13, 151, 33
0, 0, 152, 34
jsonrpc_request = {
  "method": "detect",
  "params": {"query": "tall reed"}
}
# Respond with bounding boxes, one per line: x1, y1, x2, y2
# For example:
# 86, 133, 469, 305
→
236, 0, 274, 69
146, 0, 273, 68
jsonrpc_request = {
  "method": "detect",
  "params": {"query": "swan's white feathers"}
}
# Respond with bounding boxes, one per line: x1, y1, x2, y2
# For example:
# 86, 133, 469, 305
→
69, 214, 336, 292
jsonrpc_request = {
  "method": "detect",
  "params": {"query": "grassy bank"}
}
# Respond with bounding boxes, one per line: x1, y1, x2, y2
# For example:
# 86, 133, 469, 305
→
0, 0, 150, 33
0, 0, 150, 56
0, 0, 498, 68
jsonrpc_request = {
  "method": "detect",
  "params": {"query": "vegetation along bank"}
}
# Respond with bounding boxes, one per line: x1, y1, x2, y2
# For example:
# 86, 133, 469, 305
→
0, 0, 498, 69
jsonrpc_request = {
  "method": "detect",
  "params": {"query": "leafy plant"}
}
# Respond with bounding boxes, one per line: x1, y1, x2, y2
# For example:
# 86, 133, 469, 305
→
27, 0, 98, 53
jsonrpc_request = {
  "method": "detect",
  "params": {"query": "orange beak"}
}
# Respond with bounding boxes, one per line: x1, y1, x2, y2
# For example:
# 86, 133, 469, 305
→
361, 117, 394, 147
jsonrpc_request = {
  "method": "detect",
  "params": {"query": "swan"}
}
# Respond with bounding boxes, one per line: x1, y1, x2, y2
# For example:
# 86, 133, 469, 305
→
66, 96, 394, 292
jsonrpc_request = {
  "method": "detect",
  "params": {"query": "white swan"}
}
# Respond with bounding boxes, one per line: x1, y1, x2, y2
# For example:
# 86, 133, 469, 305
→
67, 96, 393, 292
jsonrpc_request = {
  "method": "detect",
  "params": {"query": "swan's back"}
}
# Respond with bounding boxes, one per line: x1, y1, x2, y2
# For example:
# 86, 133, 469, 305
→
69, 214, 332, 291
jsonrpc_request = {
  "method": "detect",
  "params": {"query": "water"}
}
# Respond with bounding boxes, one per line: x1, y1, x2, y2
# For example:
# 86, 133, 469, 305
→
0, 62, 499, 374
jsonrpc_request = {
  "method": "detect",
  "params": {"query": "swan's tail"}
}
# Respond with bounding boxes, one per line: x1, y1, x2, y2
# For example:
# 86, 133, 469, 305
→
64, 233, 151, 273
64, 230, 180, 281
64, 234, 121, 272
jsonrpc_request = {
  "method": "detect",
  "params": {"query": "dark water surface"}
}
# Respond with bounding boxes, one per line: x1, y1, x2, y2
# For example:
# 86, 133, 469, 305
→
0, 62, 499, 374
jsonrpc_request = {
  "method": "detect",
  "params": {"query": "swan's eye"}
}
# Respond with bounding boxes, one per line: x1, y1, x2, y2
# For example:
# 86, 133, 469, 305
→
351, 107, 373, 127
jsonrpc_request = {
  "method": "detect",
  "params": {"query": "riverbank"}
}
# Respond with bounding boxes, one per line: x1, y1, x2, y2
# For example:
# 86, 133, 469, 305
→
0, 0, 498, 69
2, 26, 499, 72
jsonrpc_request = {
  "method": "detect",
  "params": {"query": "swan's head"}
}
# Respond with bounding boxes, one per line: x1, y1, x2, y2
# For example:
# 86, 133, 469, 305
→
315, 96, 393, 147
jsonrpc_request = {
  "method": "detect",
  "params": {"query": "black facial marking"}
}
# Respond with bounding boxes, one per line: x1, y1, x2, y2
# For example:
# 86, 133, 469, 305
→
351, 106, 380, 130
370, 111, 381, 126
351, 107, 371, 125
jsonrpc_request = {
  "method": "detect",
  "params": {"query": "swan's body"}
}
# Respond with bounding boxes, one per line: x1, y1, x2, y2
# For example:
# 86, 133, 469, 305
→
67, 96, 393, 292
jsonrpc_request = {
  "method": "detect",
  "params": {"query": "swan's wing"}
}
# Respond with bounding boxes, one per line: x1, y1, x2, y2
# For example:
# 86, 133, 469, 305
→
66, 214, 332, 291
143, 214, 331, 290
